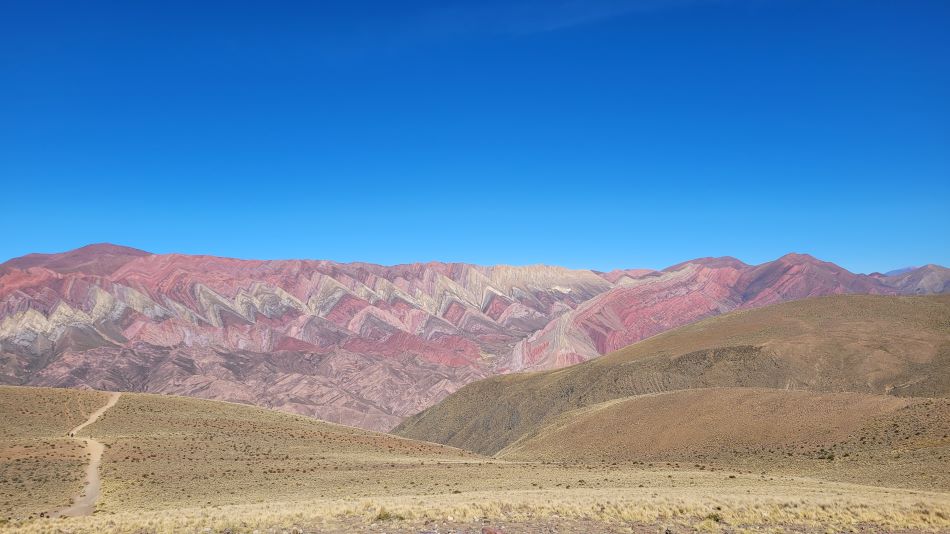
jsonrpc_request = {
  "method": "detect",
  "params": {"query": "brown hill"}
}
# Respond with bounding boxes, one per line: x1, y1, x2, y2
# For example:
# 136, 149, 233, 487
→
499, 388, 912, 461
497, 387, 950, 490
393, 295, 950, 454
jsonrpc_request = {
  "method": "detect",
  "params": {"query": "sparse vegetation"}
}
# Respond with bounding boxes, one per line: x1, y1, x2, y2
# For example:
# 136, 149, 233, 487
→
4, 482, 950, 533
374, 506, 405, 521
498, 388, 950, 490
0, 387, 110, 519
0, 385, 947, 533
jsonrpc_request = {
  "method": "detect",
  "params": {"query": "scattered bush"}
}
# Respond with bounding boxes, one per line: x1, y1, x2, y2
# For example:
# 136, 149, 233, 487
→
374, 507, 405, 521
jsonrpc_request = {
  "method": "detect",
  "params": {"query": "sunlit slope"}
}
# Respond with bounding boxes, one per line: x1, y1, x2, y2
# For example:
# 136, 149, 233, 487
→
394, 295, 950, 454
84, 391, 482, 511
498, 387, 950, 490
0, 387, 111, 519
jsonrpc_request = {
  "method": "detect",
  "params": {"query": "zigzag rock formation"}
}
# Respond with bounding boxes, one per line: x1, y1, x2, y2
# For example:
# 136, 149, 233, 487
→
1, 244, 947, 430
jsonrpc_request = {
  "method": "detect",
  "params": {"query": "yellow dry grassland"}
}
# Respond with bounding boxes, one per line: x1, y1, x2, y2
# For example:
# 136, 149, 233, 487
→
0, 386, 110, 520
85, 391, 483, 512
3, 386, 950, 533
93, 393, 847, 514
499, 388, 950, 491
7, 476, 950, 533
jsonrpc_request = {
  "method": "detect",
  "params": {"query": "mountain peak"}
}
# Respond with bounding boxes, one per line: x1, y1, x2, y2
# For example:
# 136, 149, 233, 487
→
888, 267, 916, 276
776, 252, 822, 264
2, 243, 151, 276
71, 243, 151, 256
663, 256, 747, 272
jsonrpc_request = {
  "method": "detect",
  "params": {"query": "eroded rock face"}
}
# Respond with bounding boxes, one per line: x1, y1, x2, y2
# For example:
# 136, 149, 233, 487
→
0, 244, 945, 430
511, 254, 950, 369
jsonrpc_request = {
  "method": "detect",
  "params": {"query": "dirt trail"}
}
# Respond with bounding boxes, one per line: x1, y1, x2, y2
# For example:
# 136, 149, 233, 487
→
54, 392, 121, 517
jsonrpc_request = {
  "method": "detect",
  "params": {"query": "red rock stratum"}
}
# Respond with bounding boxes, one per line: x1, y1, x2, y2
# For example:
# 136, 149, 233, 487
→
1, 244, 946, 430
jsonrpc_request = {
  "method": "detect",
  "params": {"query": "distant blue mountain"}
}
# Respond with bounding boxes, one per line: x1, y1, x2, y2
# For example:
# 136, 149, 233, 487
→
885, 267, 919, 276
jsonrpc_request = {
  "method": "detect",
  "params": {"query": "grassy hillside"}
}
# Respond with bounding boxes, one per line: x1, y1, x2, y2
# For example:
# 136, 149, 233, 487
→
394, 295, 950, 454
0, 387, 110, 519
1, 386, 949, 533
499, 387, 950, 489
89, 391, 484, 511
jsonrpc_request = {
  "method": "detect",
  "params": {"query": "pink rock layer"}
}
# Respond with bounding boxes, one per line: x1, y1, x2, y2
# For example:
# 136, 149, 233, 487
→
0, 244, 946, 430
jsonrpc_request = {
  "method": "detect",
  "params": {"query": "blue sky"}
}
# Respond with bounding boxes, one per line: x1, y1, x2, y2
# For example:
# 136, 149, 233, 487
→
1, 0, 948, 273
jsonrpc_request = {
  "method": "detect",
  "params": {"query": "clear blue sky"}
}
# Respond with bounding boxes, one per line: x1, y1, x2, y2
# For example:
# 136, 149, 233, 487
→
2, 0, 948, 273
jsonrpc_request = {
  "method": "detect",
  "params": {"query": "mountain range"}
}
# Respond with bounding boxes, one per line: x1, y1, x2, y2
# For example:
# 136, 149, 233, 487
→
1, 244, 947, 430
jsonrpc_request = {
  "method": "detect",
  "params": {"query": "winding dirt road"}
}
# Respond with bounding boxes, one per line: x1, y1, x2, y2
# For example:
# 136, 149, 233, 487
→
54, 392, 121, 517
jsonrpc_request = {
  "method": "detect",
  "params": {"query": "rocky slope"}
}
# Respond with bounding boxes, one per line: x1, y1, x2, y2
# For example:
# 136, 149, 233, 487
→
1, 245, 947, 430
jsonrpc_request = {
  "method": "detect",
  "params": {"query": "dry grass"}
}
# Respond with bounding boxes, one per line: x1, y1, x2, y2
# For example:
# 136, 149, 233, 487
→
395, 295, 950, 455
499, 388, 950, 490
85, 391, 482, 512
0, 386, 110, 440
0, 386, 110, 520
2, 386, 950, 532
5, 480, 950, 533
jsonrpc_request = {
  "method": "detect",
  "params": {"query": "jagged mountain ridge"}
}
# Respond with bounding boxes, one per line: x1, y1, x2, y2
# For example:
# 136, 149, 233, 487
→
0, 244, 946, 430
